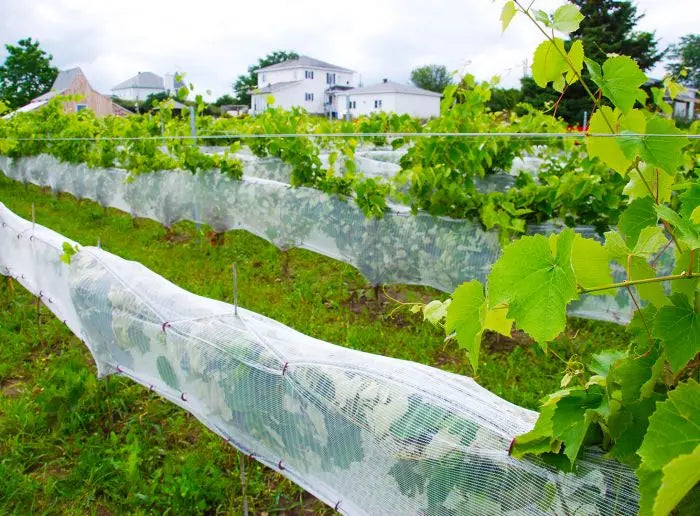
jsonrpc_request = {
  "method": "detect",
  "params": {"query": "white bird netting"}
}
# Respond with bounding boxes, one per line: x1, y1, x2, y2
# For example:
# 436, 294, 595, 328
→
0, 202, 639, 515
0, 154, 663, 325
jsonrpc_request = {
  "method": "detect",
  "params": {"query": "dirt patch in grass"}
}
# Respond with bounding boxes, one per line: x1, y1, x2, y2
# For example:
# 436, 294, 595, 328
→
1, 377, 24, 398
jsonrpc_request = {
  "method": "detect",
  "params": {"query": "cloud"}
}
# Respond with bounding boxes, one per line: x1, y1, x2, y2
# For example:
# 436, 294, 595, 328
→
1, 0, 696, 101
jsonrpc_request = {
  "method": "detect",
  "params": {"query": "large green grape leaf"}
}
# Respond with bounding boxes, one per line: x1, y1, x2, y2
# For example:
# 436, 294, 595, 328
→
445, 280, 485, 372
655, 204, 700, 251
638, 117, 688, 174
619, 197, 658, 247
571, 234, 613, 294
551, 4, 584, 33
588, 350, 626, 378
651, 294, 700, 373
636, 380, 700, 515
654, 445, 700, 516
488, 230, 578, 345
564, 40, 584, 87
586, 56, 648, 113
532, 38, 568, 90
623, 165, 674, 203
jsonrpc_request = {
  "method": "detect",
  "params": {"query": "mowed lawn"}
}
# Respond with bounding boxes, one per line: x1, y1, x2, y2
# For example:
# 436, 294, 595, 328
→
0, 174, 629, 514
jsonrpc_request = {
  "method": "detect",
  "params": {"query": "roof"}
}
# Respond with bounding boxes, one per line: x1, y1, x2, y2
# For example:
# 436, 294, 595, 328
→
51, 67, 83, 92
256, 55, 353, 74
2, 100, 48, 119
336, 80, 442, 97
111, 72, 165, 91
251, 80, 304, 94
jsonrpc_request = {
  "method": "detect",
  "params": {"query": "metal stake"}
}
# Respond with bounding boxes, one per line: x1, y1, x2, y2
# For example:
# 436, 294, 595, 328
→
232, 263, 238, 316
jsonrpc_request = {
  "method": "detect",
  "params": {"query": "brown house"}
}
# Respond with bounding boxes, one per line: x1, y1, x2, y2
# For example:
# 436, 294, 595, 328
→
11, 67, 131, 117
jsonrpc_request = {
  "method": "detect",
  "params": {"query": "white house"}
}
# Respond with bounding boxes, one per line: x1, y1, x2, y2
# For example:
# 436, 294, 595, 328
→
335, 79, 441, 119
111, 72, 183, 101
251, 56, 356, 116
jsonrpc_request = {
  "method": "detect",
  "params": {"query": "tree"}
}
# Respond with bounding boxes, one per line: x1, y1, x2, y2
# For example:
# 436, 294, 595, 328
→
0, 38, 58, 109
410, 65, 453, 93
487, 87, 523, 113
519, 0, 664, 124
666, 34, 700, 89
214, 94, 236, 106
232, 50, 298, 106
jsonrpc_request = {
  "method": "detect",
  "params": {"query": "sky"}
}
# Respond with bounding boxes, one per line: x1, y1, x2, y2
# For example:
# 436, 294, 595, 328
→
0, 0, 697, 101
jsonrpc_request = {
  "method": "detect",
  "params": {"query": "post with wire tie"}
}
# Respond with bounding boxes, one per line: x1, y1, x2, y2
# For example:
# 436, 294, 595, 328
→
232, 263, 238, 316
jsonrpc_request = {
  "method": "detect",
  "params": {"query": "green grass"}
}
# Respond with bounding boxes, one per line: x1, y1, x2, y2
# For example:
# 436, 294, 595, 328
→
0, 174, 630, 514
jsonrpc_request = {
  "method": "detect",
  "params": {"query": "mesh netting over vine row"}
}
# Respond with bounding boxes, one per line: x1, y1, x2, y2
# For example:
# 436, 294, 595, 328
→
0, 202, 639, 515
0, 154, 672, 323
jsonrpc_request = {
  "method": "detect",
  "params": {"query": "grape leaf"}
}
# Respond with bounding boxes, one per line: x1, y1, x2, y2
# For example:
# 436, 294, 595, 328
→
532, 39, 568, 90
551, 4, 584, 33
565, 40, 584, 86
483, 307, 513, 337
638, 379, 700, 469
604, 230, 631, 262
679, 184, 700, 220
619, 197, 658, 247
572, 234, 613, 294
586, 107, 633, 174
671, 249, 699, 303
636, 380, 700, 514
632, 226, 668, 258
638, 117, 688, 174
423, 299, 449, 325
589, 350, 626, 377
607, 395, 660, 467
608, 344, 664, 404
586, 56, 648, 113
655, 204, 700, 250
512, 403, 560, 457
488, 230, 578, 345
629, 257, 670, 308
623, 165, 673, 204
652, 294, 699, 373
654, 445, 700, 516
500, 1, 516, 32
551, 385, 606, 465
445, 280, 485, 372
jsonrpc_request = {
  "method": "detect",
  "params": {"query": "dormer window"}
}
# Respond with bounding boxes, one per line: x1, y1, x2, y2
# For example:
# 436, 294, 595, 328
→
305, 70, 314, 79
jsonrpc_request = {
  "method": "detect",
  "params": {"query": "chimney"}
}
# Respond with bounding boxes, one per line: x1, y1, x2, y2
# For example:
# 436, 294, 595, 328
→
382, 78, 388, 83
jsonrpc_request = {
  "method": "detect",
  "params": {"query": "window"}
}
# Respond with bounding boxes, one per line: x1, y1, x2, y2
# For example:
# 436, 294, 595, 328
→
347, 100, 356, 109
305, 70, 314, 79
261, 73, 266, 82
326, 73, 336, 85
76, 104, 87, 112
305, 92, 314, 101
374, 99, 382, 109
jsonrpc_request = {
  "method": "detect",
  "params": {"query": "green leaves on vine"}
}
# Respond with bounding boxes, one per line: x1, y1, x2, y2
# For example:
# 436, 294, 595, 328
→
532, 38, 583, 92
637, 380, 700, 515
585, 56, 647, 114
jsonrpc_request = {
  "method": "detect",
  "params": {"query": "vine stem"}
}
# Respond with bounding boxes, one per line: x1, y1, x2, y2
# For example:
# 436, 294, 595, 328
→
579, 271, 698, 294
513, 0, 616, 133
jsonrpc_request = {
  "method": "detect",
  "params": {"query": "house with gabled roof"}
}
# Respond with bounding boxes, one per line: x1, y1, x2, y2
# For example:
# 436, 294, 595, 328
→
335, 79, 441, 119
6, 67, 130, 118
111, 71, 184, 101
251, 55, 357, 116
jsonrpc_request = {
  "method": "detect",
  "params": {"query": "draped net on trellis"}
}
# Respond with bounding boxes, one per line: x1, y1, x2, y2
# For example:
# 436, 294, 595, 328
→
0, 154, 670, 324
0, 202, 639, 515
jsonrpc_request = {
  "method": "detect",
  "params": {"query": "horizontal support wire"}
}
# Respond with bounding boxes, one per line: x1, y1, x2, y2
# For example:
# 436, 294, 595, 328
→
0, 131, 697, 142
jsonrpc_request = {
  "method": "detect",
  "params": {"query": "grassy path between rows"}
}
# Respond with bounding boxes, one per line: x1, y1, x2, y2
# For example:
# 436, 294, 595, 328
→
0, 174, 628, 514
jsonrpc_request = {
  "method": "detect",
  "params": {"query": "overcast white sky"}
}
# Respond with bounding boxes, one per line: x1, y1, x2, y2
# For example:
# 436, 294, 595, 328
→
1, 0, 697, 101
